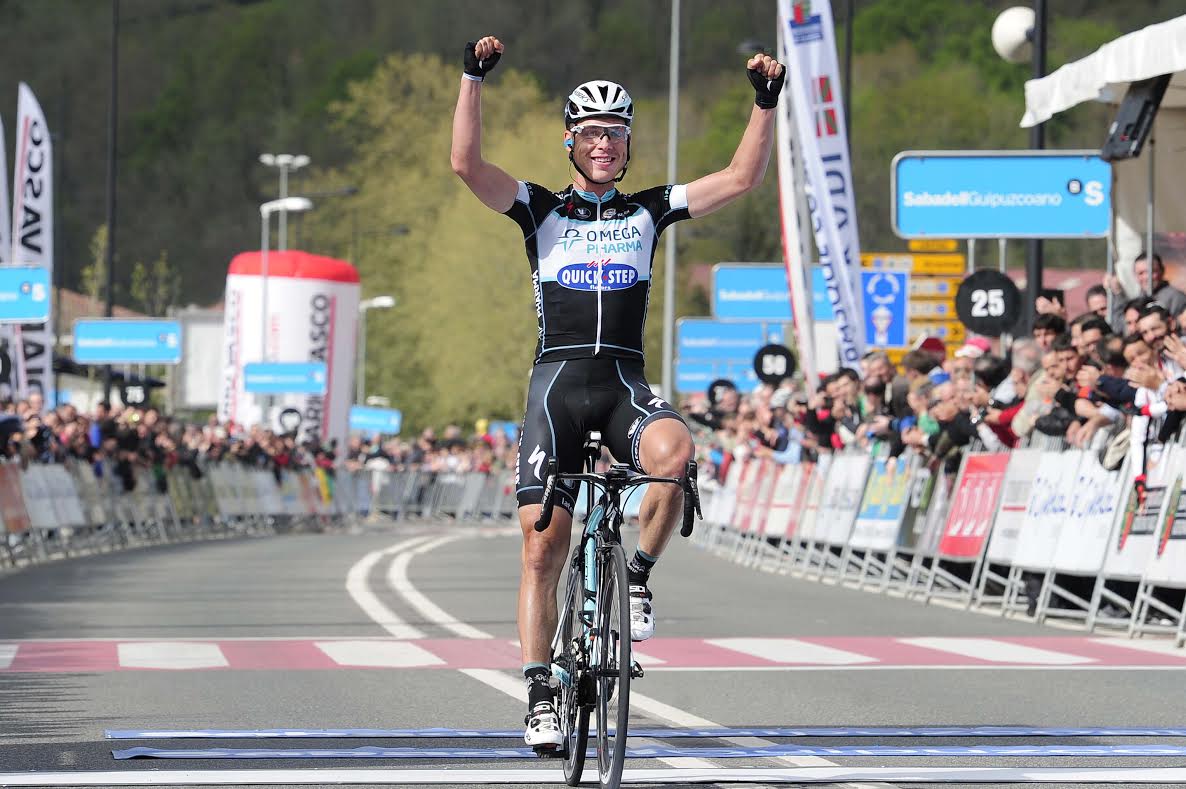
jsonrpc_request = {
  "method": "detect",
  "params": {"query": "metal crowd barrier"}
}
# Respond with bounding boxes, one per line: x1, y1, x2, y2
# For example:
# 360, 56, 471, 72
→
694, 431, 1186, 649
0, 462, 518, 571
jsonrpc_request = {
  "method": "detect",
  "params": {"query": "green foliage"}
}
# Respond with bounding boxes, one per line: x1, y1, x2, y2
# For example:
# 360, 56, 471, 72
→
130, 251, 181, 316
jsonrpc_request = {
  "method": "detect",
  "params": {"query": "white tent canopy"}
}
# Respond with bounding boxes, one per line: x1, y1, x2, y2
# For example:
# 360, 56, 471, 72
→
1018, 14, 1186, 298
1021, 15, 1186, 128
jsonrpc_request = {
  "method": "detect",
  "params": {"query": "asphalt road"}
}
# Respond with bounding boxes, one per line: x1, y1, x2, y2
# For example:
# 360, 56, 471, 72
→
2, 519, 1185, 788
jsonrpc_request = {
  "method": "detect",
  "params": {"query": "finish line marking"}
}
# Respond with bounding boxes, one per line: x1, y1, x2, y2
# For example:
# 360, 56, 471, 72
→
112, 744, 1186, 759
7, 767, 1186, 785
104, 725, 1186, 739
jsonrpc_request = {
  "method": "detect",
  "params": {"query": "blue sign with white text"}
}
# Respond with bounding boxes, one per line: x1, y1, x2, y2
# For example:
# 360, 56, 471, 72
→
861, 270, 908, 348
349, 406, 402, 435
712, 266, 793, 321
893, 152, 1111, 238
676, 361, 759, 394
0, 266, 50, 324
677, 319, 768, 362
73, 319, 182, 364
244, 362, 327, 394
810, 267, 834, 321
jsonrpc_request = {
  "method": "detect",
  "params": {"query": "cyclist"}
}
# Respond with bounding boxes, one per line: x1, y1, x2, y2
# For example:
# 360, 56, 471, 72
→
451, 34, 785, 749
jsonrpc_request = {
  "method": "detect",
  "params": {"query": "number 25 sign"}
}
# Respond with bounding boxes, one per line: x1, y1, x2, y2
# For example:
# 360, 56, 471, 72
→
955, 270, 1021, 337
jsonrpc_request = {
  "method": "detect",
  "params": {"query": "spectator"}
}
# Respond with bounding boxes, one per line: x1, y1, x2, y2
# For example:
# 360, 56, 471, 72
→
1085, 284, 1109, 319
1105, 251, 1186, 331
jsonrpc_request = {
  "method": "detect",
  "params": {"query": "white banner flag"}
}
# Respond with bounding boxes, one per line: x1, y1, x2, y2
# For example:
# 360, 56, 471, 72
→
775, 18, 818, 390
11, 83, 54, 407
777, 0, 864, 369
0, 115, 13, 400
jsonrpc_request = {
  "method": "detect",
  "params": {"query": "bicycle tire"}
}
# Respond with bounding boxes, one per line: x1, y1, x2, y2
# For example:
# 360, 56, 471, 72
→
559, 564, 590, 785
594, 541, 631, 788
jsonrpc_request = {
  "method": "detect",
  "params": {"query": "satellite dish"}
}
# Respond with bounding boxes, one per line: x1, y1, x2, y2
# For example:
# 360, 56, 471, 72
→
991, 7, 1034, 64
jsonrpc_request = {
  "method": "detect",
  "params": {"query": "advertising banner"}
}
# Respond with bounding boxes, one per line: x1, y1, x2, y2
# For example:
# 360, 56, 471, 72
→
764, 463, 805, 541
938, 453, 1009, 560
676, 360, 760, 394
1104, 440, 1171, 580
1144, 445, 1186, 587
1012, 451, 1083, 570
349, 405, 403, 435
10, 84, 54, 404
795, 453, 831, 542
849, 455, 912, 552
984, 448, 1043, 564
893, 151, 1110, 239
0, 266, 50, 324
712, 265, 793, 321
0, 465, 32, 534
778, 0, 864, 369
1050, 453, 1126, 575
817, 453, 871, 546
676, 319, 769, 362
73, 319, 182, 364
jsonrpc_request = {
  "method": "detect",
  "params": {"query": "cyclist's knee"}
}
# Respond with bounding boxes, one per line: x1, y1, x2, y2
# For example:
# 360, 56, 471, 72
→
519, 508, 572, 578
638, 422, 694, 478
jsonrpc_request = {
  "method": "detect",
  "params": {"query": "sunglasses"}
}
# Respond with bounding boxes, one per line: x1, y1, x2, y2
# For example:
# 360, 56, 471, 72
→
570, 124, 630, 143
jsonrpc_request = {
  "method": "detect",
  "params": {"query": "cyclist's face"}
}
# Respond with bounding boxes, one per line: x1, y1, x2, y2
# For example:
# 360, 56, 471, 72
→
566, 119, 628, 180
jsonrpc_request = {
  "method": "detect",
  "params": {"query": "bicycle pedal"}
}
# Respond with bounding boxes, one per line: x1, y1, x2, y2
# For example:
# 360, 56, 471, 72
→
533, 744, 563, 758
630, 659, 645, 678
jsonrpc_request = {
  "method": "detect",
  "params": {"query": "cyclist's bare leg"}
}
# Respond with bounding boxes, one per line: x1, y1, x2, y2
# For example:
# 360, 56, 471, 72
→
517, 503, 575, 665
636, 419, 695, 557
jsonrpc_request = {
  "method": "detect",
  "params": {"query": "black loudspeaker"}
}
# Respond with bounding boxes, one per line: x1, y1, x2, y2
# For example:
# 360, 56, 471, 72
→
1100, 74, 1171, 162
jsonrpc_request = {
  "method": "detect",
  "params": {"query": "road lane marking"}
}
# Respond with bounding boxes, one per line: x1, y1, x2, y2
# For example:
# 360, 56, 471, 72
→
314, 640, 445, 668
8, 766, 1186, 784
0, 644, 16, 669
345, 535, 436, 639
387, 536, 493, 639
116, 643, 228, 670
898, 637, 1096, 664
707, 637, 878, 665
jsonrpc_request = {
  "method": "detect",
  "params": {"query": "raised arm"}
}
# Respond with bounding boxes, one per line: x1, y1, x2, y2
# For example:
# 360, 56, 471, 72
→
684, 54, 785, 219
450, 36, 518, 213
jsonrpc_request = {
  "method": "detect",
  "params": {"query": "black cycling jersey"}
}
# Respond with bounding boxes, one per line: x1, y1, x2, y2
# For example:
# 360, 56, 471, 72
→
504, 181, 691, 364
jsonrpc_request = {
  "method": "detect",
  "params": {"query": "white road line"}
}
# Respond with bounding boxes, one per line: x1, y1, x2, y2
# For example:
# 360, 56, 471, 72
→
345, 535, 435, 639
315, 640, 445, 668
116, 642, 228, 670
459, 668, 716, 769
388, 536, 494, 639
899, 637, 1096, 665
6, 766, 1184, 785
708, 637, 878, 665
0, 644, 17, 669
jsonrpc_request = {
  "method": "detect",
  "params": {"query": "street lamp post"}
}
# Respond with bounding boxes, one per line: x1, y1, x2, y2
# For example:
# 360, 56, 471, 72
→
259, 153, 310, 251
259, 197, 314, 361
356, 295, 396, 404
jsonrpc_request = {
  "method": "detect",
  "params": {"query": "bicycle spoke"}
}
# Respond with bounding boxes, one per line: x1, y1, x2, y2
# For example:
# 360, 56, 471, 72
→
595, 541, 631, 787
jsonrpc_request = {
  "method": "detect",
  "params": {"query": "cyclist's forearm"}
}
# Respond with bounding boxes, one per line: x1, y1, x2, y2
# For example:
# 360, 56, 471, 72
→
726, 106, 777, 190
450, 79, 485, 177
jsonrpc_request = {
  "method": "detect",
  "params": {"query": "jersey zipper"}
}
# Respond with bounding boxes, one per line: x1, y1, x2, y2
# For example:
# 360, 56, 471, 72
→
594, 198, 603, 355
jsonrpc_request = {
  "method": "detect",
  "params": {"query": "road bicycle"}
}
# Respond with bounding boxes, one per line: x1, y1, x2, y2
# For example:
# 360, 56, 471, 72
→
532, 431, 701, 788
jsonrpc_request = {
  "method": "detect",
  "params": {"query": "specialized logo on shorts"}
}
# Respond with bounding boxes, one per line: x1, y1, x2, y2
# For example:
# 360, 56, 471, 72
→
557, 260, 639, 291
627, 416, 643, 437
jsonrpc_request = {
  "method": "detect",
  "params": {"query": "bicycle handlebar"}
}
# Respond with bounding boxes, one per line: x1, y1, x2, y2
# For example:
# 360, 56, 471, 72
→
533, 460, 702, 537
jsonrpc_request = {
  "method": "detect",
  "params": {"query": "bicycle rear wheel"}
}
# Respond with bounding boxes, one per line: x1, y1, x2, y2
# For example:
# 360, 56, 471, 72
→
558, 568, 590, 785
594, 541, 631, 787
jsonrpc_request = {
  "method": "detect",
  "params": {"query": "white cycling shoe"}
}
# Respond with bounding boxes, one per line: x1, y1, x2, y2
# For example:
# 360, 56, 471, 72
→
629, 584, 655, 642
524, 701, 563, 748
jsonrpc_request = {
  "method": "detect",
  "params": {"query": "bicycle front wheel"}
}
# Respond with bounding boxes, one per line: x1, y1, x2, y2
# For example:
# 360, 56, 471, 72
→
594, 541, 631, 787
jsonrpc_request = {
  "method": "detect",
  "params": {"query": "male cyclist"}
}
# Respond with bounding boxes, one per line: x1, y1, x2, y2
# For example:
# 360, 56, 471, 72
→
451, 34, 785, 749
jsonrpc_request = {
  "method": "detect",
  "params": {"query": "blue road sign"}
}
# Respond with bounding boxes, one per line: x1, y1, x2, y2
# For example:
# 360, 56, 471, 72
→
893, 151, 1111, 238
676, 361, 759, 394
712, 265, 793, 321
349, 405, 402, 435
73, 319, 182, 364
677, 319, 768, 362
861, 270, 908, 348
244, 362, 327, 395
0, 266, 50, 324
810, 266, 834, 321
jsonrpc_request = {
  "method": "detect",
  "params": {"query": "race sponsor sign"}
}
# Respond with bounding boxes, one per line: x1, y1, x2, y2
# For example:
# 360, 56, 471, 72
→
849, 455, 913, 552
763, 463, 803, 540
938, 453, 1009, 560
896, 463, 937, 552
984, 448, 1043, 564
1104, 436, 1171, 579
816, 453, 871, 546
1144, 445, 1186, 587
1012, 451, 1083, 570
795, 453, 831, 542
1050, 452, 1126, 575
0, 464, 32, 534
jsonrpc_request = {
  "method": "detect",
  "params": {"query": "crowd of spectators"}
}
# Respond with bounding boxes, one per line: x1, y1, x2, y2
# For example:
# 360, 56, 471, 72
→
682, 252, 1186, 486
342, 422, 517, 475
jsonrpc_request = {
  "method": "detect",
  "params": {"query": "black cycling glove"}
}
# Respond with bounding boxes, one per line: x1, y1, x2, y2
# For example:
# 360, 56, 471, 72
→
464, 41, 501, 81
747, 64, 785, 109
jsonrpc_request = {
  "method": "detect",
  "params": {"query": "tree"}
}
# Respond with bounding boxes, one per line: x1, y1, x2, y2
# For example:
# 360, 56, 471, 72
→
130, 251, 181, 317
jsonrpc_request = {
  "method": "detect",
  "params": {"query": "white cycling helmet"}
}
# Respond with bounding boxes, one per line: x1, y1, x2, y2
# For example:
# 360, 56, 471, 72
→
564, 80, 634, 128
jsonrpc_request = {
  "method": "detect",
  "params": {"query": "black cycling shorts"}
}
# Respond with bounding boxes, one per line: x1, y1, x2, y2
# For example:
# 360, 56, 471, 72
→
515, 358, 686, 514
